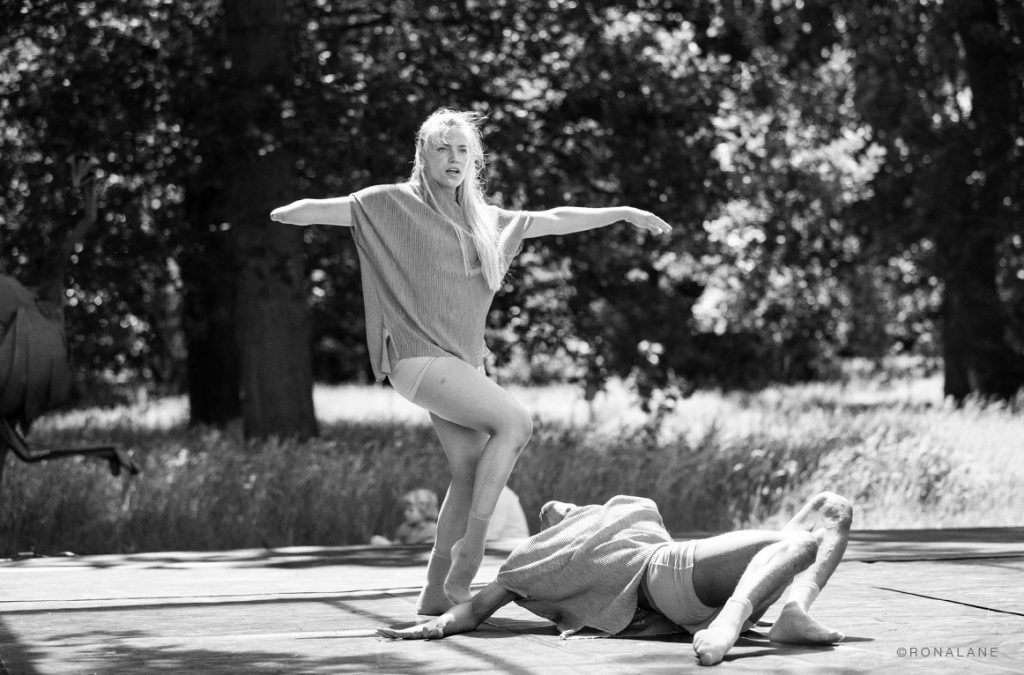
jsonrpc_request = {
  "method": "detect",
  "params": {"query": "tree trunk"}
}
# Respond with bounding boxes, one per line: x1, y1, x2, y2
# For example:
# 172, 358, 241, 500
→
942, 0, 1024, 402
179, 109, 243, 426
940, 230, 1019, 401
180, 244, 241, 425
221, 0, 318, 439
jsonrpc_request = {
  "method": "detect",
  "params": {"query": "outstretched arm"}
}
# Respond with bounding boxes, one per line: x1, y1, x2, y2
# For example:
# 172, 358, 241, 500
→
376, 582, 517, 640
524, 206, 671, 239
270, 196, 353, 227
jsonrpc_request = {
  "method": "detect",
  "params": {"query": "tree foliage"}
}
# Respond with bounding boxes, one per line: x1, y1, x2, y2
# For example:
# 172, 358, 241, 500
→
1, 0, 1021, 430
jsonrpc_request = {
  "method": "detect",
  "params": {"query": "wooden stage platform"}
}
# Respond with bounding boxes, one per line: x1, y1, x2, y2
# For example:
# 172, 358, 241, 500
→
1, 528, 1022, 674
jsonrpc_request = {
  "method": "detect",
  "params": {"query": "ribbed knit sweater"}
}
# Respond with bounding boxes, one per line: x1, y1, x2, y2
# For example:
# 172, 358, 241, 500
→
349, 182, 531, 381
495, 495, 673, 636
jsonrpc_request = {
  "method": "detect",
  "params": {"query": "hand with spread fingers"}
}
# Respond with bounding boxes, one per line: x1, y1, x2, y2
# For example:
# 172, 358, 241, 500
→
376, 617, 448, 640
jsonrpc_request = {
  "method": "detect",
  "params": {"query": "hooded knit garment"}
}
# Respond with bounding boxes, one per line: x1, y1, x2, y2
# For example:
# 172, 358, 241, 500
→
350, 182, 531, 381
495, 495, 674, 636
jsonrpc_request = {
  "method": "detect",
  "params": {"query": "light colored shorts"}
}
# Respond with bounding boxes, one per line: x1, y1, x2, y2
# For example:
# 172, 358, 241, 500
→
387, 356, 438, 402
388, 356, 488, 403
642, 540, 721, 633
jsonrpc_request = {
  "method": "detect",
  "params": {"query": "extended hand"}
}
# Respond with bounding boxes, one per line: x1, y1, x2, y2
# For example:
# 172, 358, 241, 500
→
625, 208, 672, 235
376, 618, 448, 640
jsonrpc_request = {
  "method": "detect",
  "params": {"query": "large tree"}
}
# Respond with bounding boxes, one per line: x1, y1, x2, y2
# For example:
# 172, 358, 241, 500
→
7, 0, 1018, 419
217, 0, 317, 438
835, 0, 1024, 400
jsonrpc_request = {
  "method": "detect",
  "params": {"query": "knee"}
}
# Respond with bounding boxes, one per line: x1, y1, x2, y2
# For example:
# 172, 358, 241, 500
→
813, 491, 854, 530
515, 410, 534, 447
496, 405, 533, 450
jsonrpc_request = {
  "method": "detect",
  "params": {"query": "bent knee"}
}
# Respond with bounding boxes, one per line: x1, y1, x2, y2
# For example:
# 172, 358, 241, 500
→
511, 410, 534, 448
495, 405, 533, 448
813, 491, 854, 529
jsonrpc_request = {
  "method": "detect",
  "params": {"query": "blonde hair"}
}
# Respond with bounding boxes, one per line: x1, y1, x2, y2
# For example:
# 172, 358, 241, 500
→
409, 108, 502, 291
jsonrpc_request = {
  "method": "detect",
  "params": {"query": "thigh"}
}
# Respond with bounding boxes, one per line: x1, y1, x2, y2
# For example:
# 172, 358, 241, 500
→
690, 530, 789, 607
388, 356, 437, 401
413, 357, 527, 435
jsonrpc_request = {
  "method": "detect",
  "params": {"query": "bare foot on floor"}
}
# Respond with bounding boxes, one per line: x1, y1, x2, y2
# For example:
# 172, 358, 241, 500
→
692, 624, 741, 666
443, 539, 482, 604
768, 602, 844, 644
415, 585, 452, 616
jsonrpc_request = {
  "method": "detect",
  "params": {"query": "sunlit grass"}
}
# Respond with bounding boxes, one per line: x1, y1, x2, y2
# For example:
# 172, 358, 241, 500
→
2, 370, 1021, 557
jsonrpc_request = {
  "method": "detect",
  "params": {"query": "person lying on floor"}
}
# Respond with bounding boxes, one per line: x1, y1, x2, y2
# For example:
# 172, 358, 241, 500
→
377, 491, 852, 666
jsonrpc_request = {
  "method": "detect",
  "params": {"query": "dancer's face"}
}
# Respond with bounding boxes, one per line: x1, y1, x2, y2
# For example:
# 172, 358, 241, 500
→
539, 500, 577, 530
422, 126, 471, 194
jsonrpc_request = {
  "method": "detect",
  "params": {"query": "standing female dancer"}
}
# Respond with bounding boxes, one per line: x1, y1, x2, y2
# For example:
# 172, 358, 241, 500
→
270, 108, 671, 614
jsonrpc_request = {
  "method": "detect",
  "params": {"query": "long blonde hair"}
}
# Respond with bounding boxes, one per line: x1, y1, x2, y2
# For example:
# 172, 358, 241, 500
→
410, 109, 502, 291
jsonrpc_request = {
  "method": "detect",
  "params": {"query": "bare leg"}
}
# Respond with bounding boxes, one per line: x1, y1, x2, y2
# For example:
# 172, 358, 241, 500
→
415, 414, 486, 615
692, 532, 818, 665
769, 492, 852, 644
688, 492, 853, 665
411, 358, 532, 603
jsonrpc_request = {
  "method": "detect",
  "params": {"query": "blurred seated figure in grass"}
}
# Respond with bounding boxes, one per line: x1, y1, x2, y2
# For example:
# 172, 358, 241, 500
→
378, 491, 852, 667
486, 486, 529, 542
370, 488, 439, 546
271, 108, 671, 613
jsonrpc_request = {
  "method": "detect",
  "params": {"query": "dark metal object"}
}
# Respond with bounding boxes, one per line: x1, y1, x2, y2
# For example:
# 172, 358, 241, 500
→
0, 155, 139, 485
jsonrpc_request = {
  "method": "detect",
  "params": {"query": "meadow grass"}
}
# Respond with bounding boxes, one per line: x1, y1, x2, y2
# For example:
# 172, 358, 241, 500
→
1, 371, 1021, 556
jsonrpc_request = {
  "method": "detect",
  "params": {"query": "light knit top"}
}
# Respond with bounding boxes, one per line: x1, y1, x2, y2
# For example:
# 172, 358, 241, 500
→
349, 182, 532, 381
495, 495, 673, 636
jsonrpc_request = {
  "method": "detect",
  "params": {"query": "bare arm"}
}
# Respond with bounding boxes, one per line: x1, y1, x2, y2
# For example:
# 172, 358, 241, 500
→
524, 206, 671, 239
376, 582, 517, 640
269, 196, 353, 227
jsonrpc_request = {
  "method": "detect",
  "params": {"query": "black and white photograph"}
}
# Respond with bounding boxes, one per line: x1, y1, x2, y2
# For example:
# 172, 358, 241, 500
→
1, 1, 1022, 672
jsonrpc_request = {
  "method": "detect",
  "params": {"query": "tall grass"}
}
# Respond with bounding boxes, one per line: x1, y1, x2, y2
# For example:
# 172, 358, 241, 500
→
2, 371, 1021, 556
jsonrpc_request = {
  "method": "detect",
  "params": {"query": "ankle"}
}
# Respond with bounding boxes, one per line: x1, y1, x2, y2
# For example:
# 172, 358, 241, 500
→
786, 580, 820, 611
710, 597, 753, 636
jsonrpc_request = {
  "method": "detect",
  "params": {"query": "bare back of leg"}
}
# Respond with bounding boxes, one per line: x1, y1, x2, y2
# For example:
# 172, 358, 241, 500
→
688, 493, 854, 665
690, 531, 818, 665
410, 357, 533, 603
414, 414, 487, 615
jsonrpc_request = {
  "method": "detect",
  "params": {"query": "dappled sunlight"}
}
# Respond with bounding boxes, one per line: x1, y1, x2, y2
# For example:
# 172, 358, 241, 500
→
313, 379, 652, 429
313, 385, 430, 425
34, 396, 189, 433
5, 374, 1022, 556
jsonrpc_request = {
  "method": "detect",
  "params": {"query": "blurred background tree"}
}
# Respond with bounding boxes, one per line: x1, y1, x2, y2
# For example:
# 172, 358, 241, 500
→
1, 0, 1021, 440
829, 0, 1024, 401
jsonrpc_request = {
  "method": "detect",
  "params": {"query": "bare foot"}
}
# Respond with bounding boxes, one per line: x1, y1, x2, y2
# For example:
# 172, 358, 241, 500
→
768, 602, 844, 644
443, 538, 483, 604
416, 584, 452, 616
692, 624, 741, 666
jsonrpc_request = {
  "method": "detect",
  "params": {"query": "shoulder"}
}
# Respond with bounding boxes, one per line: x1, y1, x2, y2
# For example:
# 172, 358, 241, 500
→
604, 495, 662, 520
606, 495, 658, 511
350, 183, 425, 229
351, 182, 412, 202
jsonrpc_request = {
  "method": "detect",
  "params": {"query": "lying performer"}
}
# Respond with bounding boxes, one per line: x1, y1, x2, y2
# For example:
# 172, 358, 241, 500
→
378, 491, 852, 666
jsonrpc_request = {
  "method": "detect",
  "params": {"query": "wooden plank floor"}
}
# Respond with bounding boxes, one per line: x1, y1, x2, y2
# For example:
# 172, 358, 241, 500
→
1, 529, 1022, 674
